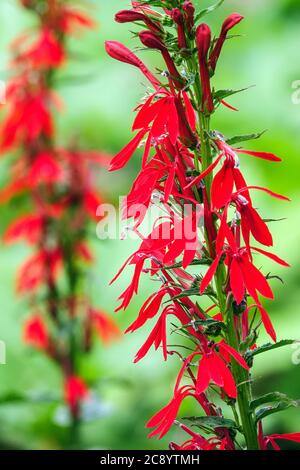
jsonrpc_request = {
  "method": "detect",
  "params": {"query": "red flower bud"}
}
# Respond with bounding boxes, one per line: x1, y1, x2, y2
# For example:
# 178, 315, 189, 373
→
183, 1, 195, 33
171, 8, 187, 50
195, 24, 214, 114
115, 10, 145, 23
139, 30, 165, 52
196, 23, 211, 60
139, 31, 183, 90
209, 13, 244, 72
105, 40, 160, 89
221, 13, 244, 35
115, 9, 163, 34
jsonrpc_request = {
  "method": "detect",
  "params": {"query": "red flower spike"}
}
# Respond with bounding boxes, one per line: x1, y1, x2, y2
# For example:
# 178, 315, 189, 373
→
110, 1, 296, 451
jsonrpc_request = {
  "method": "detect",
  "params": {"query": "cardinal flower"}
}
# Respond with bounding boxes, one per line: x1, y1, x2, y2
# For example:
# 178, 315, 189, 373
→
195, 342, 248, 399
105, 40, 160, 89
4, 214, 44, 245
170, 423, 230, 450
196, 23, 214, 113
146, 385, 197, 438
90, 308, 120, 344
209, 13, 244, 72
64, 375, 88, 415
14, 28, 65, 69
23, 315, 49, 350
258, 422, 300, 450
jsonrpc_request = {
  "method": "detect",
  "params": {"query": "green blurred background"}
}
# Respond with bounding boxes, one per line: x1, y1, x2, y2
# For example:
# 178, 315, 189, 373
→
0, 0, 299, 450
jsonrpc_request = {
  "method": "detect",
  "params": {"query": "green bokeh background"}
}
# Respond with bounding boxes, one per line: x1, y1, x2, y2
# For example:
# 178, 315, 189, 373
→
0, 0, 299, 450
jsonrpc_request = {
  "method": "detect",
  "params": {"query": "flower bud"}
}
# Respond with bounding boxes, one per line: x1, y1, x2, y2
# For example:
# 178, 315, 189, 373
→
139, 31, 183, 89
139, 30, 165, 52
195, 24, 214, 114
171, 8, 187, 50
115, 10, 145, 23
115, 9, 163, 34
196, 23, 211, 60
105, 40, 160, 89
183, 1, 195, 33
209, 13, 244, 72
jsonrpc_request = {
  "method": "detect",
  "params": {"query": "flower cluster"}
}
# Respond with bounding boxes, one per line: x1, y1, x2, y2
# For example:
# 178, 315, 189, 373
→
107, 0, 299, 450
1, 0, 119, 420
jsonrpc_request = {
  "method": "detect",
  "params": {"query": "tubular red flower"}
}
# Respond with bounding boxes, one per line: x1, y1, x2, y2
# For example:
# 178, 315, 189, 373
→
23, 315, 49, 350
139, 31, 184, 89
209, 13, 244, 72
196, 24, 214, 113
183, 1, 195, 34
105, 40, 160, 89
171, 8, 187, 50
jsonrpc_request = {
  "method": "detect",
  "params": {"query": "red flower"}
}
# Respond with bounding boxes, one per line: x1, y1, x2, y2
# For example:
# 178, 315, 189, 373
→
90, 308, 120, 344
105, 41, 160, 89
196, 342, 248, 399
1, 90, 53, 150
59, 7, 95, 34
15, 28, 65, 69
23, 315, 48, 350
4, 214, 44, 245
64, 375, 88, 413
146, 385, 196, 438
196, 23, 214, 113
17, 249, 62, 294
258, 422, 300, 450
170, 423, 230, 450
115, 9, 162, 34
209, 13, 244, 72
27, 152, 62, 187
139, 30, 183, 89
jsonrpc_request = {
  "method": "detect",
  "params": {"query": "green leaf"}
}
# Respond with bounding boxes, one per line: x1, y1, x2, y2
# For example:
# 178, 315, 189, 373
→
214, 86, 253, 101
226, 130, 267, 146
183, 415, 238, 432
255, 398, 300, 423
245, 339, 296, 362
195, 0, 225, 21
250, 392, 297, 411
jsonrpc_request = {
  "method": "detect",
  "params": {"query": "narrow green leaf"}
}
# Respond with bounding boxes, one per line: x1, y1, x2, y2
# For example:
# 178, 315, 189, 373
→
183, 415, 237, 431
195, 0, 225, 21
226, 130, 267, 146
250, 392, 297, 411
214, 86, 253, 101
255, 399, 300, 423
245, 339, 296, 362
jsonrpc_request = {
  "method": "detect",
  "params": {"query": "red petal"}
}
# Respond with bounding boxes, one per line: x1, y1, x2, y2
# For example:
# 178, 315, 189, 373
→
109, 129, 147, 171
200, 251, 223, 294
229, 258, 245, 304
251, 246, 290, 267
235, 149, 282, 162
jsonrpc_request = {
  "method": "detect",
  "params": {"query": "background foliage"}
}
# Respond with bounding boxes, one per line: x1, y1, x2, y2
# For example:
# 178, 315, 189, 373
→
0, 0, 299, 449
